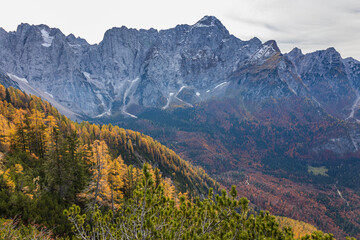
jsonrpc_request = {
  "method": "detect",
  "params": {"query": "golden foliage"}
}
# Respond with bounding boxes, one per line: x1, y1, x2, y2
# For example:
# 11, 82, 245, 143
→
276, 216, 318, 239
0, 84, 218, 206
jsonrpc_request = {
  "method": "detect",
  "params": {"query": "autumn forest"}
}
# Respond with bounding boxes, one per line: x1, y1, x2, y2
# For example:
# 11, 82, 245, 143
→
0, 85, 356, 239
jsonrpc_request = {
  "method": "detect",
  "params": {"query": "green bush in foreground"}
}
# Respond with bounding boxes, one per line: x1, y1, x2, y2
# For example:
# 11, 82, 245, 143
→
64, 164, 338, 240
0, 218, 52, 239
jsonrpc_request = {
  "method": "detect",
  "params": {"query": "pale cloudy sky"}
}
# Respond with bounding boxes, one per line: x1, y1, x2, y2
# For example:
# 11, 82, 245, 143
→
1, 0, 360, 59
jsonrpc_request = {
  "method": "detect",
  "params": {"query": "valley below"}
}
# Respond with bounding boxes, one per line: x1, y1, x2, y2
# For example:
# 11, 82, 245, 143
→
97, 98, 360, 239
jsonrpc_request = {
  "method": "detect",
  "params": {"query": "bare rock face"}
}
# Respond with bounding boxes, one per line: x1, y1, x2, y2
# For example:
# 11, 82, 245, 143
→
1, 16, 358, 119
286, 47, 357, 118
1, 16, 360, 155
0, 16, 300, 118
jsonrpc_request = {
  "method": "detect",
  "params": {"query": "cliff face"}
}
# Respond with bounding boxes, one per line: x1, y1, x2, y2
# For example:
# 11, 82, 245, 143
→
1, 16, 359, 120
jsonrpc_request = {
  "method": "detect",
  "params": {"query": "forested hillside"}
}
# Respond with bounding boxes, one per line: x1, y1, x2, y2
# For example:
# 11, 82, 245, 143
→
0, 84, 356, 239
0, 84, 218, 237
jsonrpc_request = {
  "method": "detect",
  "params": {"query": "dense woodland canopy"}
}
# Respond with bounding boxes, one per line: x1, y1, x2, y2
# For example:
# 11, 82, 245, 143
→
0, 84, 356, 239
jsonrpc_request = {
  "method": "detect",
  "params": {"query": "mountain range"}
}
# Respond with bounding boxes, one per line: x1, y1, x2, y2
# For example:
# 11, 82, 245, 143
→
0, 16, 359, 238
0, 16, 358, 120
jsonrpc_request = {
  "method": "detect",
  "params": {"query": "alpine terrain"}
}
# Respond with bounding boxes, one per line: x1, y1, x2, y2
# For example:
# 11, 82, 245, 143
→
0, 16, 359, 238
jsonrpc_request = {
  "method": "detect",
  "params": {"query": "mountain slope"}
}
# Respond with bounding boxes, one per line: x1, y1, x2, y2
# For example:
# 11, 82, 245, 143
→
0, 84, 338, 240
0, 84, 219, 235
0, 17, 307, 118
1, 16, 360, 156
0, 17, 359, 121
1, 17, 360, 238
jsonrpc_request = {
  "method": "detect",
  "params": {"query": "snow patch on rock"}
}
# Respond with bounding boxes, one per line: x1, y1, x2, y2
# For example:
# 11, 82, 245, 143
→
346, 94, 360, 120
44, 92, 53, 98
122, 78, 139, 118
95, 109, 112, 118
7, 73, 28, 83
162, 92, 176, 110
41, 29, 54, 47
214, 82, 227, 89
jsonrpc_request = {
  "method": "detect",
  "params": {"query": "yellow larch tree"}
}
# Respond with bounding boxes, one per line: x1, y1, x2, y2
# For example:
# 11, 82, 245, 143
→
80, 140, 112, 208
108, 155, 126, 211
0, 114, 13, 151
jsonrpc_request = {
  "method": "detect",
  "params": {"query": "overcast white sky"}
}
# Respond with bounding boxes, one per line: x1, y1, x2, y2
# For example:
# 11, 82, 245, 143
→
1, 0, 359, 59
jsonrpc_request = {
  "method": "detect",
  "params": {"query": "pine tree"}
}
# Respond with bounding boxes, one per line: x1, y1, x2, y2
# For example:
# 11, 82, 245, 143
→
122, 164, 140, 199
65, 165, 305, 240
28, 109, 47, 158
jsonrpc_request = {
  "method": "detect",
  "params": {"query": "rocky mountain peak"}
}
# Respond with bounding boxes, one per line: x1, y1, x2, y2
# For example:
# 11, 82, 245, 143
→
311, 47, 341, 61
344, 57, 360, 64
264, 40, 280, 53
287, 47, 303, 59
0, 17, 359, 122
0, 27, 6, 35
249, 37, 262, 44
15, 23, 31, 32
192, 15, 229, 35
66, 33, 89, 46
195, 16, 222, 26
246, 39, 280, 64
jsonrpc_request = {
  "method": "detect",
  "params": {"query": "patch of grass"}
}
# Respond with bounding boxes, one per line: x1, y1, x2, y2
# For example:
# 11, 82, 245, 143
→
308, 165, 329, 176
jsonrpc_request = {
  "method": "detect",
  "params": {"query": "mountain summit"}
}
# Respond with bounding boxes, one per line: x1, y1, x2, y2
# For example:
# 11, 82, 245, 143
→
0, 16, 359, 129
